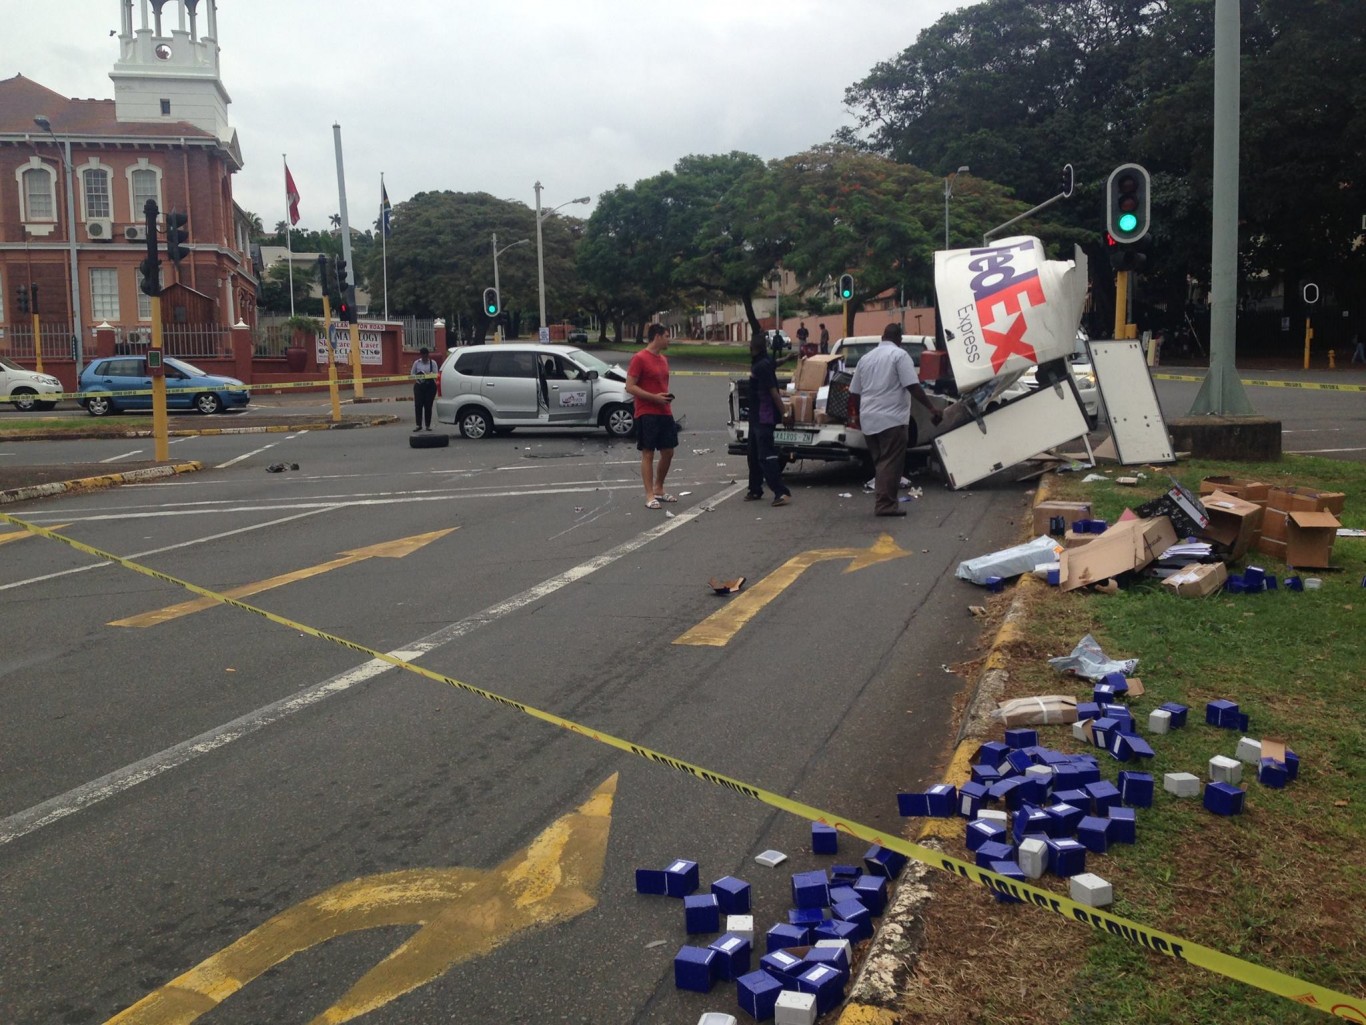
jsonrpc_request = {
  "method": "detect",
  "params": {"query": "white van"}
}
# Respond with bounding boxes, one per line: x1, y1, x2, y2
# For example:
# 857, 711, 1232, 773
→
1, 356, 63, 411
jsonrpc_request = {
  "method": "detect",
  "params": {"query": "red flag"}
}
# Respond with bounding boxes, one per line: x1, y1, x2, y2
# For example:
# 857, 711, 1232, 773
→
285, 164, 301, 226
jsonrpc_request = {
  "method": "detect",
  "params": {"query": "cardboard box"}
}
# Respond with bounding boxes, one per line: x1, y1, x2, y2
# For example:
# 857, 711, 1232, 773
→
1259, 508, 1289, 542
1268, 486, 1346, 515
1032, 500, 1093, 536
1199, 476, 1270, 504
1136, 481, 1209, 537
1200, 491, 1264, 560
919, 349, 949, 381
1059, 516, 1179, 591
790, 391, 816, 423
1063, 529, 1097, 549
795, 354, 840, 392
1286, 510, 1340, 568
1254, 536, 1287, 561
1161, 561, 1228, 598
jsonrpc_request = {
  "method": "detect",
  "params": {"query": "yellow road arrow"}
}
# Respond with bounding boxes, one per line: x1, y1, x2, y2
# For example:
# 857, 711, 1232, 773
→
0, 524, 68, 546
103, 774, 617, 1025
673, 533, 911, 647
111, 528, 457, 628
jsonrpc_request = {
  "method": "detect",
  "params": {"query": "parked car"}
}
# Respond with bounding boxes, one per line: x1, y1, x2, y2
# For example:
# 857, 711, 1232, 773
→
826, 334, 938, 370
78, 355, 250, 416
434, 343, 636, 439
566, 328, 589, 345
0, 356, 62, 411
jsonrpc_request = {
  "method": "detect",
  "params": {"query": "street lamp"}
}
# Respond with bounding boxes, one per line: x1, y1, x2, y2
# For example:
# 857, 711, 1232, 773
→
491, 232, 529, 339
944, 164, 970, 250
33, 115, 85, 374
534, 182, 590, 339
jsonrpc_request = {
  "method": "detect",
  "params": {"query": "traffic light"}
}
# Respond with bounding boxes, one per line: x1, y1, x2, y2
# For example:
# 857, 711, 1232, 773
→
483, 287, 500, 317
338, 288, 357, 324
333, 257, 349, 297
164, 210, 190, 262
838, 274, 854, 301
29, 284, 38, 314
317, 255, 331, 296
1106, 163, 1150, 244
15, 284, 29, 315
139, 255, 161, 296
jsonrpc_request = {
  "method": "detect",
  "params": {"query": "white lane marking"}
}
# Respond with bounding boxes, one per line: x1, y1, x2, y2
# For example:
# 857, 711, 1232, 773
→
0, 482, 747, 845
0, 507, 334, 592
102, 448, 144, 463
1287, 446, 1366, 454
216, 441, 278, 468
1282, 428, 1342, 434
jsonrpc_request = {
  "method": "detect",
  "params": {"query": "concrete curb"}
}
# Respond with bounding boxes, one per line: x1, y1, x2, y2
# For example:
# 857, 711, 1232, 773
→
0, 415, 398, 443
0, 461, 204, 505
837, 474, 1056, 1024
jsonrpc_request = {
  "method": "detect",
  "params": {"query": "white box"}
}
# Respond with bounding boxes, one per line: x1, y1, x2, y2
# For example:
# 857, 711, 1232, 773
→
1164, 772, 1201, 797
1147, 708, 1171, 735
726, 914, 754, 942
1026, 764, 1054, 784
697, 1015, 739, 1025
775, 989, 818, 1025
978, 809, 1009, 825
1018, 837, 1048, 880
1235, 737, 1263, 764
1072, 720, 1091, 742
1070, 872, 1114, 907
815, 938, 852, 966
1209, 755, 1243, 784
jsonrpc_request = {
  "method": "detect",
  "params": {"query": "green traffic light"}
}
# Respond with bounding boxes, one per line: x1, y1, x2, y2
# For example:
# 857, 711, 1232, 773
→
486, 305, 496, 315
1117, 212, 1138, 234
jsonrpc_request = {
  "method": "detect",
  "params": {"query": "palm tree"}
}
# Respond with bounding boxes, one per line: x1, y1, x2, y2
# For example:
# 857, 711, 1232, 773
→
329, 213, 342, 231
242, 210, 265, 238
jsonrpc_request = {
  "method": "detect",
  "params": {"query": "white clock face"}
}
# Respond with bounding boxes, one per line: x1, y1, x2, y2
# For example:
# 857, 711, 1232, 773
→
155, 43, 172, 61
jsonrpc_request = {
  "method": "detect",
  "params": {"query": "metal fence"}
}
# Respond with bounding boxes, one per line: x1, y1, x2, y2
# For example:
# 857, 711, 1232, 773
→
2, 321, 79, 360
401, 316, 434, 351
253, 316, 296, 358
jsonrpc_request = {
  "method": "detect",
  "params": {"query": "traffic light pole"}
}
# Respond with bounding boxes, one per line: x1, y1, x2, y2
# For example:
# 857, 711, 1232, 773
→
1113, 271, 1137, 340
321, 295, 341, 422
149, 294, 169, 461
31, 302, 42, 376
348, 320, 363, 399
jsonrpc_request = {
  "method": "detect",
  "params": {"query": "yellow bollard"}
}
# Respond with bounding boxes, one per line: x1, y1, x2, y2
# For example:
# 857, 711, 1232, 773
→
1328, 348, 1336, 370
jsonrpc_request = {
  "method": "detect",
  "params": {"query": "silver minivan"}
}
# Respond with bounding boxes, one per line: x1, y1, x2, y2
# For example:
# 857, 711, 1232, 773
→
434, 343, 636, 439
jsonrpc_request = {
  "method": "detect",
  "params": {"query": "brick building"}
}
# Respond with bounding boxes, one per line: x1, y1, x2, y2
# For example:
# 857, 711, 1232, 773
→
0, 0, 257, 386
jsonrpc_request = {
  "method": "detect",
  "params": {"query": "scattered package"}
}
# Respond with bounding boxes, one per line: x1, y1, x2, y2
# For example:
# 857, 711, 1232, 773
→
991, 695, 1079, 727
1048, 634, 1138, 680
956, 535, 1063, 586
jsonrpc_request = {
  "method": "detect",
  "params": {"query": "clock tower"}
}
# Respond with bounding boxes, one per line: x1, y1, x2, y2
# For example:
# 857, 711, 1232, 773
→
110, 0, 234, 145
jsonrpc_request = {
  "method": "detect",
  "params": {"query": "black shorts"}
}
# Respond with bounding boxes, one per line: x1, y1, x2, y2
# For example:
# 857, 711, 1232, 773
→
636, 413, 678, 452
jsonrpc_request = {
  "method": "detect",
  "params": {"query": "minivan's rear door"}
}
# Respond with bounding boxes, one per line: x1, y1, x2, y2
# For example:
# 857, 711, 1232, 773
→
544, 354, 593, 424
481, 350, 540, 420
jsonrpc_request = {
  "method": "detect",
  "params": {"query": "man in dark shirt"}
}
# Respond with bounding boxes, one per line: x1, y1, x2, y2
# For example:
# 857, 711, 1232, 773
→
746, 331, 792, 507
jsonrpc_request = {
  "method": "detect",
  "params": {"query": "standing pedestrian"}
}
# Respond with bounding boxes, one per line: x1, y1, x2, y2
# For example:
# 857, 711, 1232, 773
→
626, 324, 678, 509
819, 324, 830, 354
411, 346, 439, 431
848, 323, 942, 517
796, 321, 810, 356
1352, 332, 1365, 365
745, 331, 792, 507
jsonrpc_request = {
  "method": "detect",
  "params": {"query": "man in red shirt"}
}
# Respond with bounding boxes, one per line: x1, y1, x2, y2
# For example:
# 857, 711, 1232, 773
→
626, 324, 678, 509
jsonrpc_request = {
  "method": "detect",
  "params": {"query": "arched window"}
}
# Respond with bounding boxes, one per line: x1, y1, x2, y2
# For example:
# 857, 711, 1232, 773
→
126, 159, 163, 222
15, 158, 57, 223
81, 163, 112, 220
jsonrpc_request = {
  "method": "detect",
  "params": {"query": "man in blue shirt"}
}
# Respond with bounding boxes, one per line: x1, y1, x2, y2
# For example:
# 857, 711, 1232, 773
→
849, 323, 942, 516
746, 332, 792, 507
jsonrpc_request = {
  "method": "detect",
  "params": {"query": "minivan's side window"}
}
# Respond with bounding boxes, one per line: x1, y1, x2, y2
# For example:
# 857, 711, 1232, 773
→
486, 351, 538, 378
454, 351, 491, 376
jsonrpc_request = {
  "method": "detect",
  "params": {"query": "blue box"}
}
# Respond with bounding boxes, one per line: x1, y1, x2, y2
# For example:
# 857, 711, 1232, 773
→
805, 945, 851, 977
957, 781, 990, 819
1004, 749, 1034, 775
1286, 574, 1304, 591
812, 918, 861, 944
685, 893, 721, 933
970, 763, 1003, 786
1100, 671, 1129, 692
966, 818, 1008, 851
673, 945, 717, 992
1075, 701, 1102, 721
974, 740, 1011, 765
1244, 565, 1266, 587
1092, 683, 1120, 704
830, 863, 860, 882
1039, 749, 1073, 766
1012, 805, 1051, 842
712, 875, 751, 914
1004, 727, 1039, 749
760, 948, 806, 985
797, 962, 847, 1015
1259, 758, 1289, 788
1051, 764, 1087, 791
736, 968, 783, 1021
707, 932, 752, 981
1203, 781, 1246, 816
852, 873, 888, 915
1285, 749, 1300, 781
986, 574, 1005, 592
788, 907, 825, 926
1107, 806, 1137, 844
863, 844, 908, 878
765, 922, 808, 952
1110, 733, 1155, 763
1159, 702, 1189, 729
791, 869, 830, 910
989, 777, 1024, 808
832, 898, 872, 939
635, 868, 667, 895
975, 840, 1015, 868
1076, 815, 1112, 854
829, 884, 859, 906
1051, 787, 1090, 811
1090, 716, 1120, 749
664, 859, 700, 897
811, 821, 839, 853
1118, 770, 1154, 808
1069, 759, 1102, 786
1045, 801, 1084, 838
1086, 781, 1122, 814
988, 859, 1027, 903
1015, 778, 1049, 806
1046, 837, 1087, 877
897, 784, 957, 818
1206, 699, 1241, 729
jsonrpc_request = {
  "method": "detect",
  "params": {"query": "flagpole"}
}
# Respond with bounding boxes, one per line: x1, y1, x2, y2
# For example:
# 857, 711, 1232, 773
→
381, 172, 389, 321
283, 154, 295, 319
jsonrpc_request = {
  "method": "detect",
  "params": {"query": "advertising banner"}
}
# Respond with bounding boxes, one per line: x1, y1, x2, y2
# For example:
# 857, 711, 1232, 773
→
316, 323, 383, 365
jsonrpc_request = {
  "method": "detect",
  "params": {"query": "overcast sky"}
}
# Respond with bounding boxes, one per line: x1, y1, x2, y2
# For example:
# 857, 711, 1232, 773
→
10, 0, 971, 231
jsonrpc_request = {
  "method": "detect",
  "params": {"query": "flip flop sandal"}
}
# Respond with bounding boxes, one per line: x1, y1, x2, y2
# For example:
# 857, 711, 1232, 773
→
656, 493, 679, 503
645, 498, 662, 509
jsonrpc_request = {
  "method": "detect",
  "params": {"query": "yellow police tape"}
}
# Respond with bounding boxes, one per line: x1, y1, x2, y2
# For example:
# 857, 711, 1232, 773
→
0, 512, 1359, 1018
1152, 372, 1366, 393
45, 373, 433, 404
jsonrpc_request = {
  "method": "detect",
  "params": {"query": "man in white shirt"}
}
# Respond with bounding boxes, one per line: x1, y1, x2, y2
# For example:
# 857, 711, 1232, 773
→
848, 323, 942, 516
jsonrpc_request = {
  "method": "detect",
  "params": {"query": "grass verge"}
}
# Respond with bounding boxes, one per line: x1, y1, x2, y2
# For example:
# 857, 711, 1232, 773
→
903, 455, 1365, 1025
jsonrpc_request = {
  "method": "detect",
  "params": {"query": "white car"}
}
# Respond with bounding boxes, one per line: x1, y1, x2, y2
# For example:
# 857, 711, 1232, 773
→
0, 356, 62, 411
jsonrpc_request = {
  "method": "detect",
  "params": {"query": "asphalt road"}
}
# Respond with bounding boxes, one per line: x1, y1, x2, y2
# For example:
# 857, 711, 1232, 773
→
0, 357, 1029, 1025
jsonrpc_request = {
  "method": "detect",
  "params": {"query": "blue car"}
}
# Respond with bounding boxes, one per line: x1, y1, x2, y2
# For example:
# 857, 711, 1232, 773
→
79, 355, 250, 416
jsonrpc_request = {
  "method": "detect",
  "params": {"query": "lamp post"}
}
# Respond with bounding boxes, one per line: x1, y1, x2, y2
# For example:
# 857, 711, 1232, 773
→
491, 232, 529, 341
943, 165, 970, 251
534, 182, 590, 340
33, 115, 85, 374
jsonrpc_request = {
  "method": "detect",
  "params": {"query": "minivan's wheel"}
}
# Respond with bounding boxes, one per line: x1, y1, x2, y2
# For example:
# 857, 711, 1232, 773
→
603, 404, 635, 437
11, 388, 38, 412
85, 395, 114, 417
458, 408, 493, 439
194, 392, 224, 415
